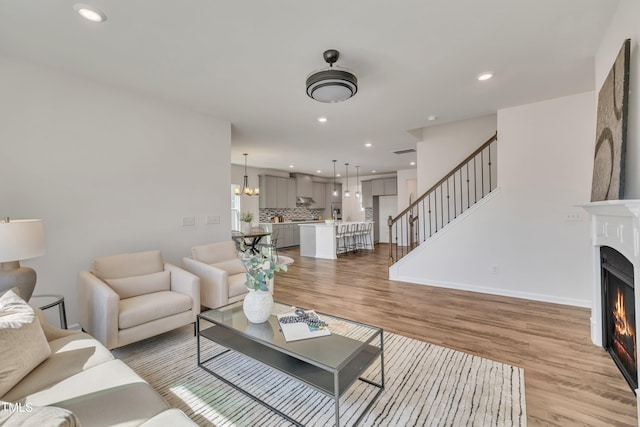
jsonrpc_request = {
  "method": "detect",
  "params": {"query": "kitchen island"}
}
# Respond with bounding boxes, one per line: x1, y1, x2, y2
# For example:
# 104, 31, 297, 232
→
299, 221, 374, 259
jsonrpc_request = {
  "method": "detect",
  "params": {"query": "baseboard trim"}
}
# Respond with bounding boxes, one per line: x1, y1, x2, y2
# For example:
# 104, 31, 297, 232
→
393, 276, 591, 308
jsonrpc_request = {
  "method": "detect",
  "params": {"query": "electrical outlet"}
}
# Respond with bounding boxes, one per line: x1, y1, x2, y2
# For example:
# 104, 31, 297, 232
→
181, 216, 195, 226
206, 215, 220, 225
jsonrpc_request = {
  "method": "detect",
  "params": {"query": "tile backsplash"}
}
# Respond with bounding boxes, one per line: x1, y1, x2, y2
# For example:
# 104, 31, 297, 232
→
259, 207, 325, 223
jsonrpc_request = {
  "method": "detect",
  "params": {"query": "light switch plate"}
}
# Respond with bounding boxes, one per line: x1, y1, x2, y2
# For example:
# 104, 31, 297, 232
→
206, 215, 220, 224
182, 216, 195, 226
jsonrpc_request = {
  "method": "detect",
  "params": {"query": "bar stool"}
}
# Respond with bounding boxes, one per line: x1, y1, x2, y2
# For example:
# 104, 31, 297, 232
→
362, 222, 373, 250
336, 224, 349, 255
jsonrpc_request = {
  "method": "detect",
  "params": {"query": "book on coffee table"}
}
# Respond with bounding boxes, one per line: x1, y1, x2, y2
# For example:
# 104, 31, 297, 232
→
277, 310, 331, 342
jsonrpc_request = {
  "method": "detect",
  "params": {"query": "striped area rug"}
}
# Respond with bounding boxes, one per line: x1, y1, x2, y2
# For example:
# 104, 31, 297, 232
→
114, 325, 526, 426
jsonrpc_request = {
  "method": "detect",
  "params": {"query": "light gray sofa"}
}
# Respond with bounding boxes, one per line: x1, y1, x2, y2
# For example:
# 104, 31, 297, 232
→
0, 296, 197, 426
182, 241, 273, 309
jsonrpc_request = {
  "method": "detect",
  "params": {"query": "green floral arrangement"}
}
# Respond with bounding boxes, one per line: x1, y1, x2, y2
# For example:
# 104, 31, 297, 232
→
240, 211, 254, 223
239, 244, 288, 291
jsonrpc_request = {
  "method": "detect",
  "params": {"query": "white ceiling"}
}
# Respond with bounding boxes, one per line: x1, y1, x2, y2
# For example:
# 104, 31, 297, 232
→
0, 1, 617, 177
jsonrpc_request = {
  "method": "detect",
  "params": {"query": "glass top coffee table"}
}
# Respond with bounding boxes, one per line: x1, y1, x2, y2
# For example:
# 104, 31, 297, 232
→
197, 301, 384, 427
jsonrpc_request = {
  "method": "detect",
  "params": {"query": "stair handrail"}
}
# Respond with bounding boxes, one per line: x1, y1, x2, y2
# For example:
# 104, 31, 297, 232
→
388, 132, 497, 265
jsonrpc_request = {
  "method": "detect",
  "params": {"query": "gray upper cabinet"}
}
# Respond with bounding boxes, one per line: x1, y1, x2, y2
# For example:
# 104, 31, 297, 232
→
362, 180, 373, 208
383, 178, 397, 195
259, 175, 296, 208
311, 182, 326, 209
295, 174, 314, 198
371, 177, 397, 196
372, 179, 384, 196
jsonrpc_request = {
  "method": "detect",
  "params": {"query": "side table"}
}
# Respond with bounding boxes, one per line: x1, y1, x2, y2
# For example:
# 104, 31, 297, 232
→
29, 294, 68, 329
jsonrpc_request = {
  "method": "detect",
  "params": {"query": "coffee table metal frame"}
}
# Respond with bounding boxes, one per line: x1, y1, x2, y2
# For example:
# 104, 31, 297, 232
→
197, 301, 384, 427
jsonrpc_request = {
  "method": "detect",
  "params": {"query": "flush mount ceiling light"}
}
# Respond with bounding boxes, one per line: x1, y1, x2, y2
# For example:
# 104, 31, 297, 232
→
306, 49, 358, 103
318, 117, 328, 123
477, 72, 494, 81
74, 3, 107, 22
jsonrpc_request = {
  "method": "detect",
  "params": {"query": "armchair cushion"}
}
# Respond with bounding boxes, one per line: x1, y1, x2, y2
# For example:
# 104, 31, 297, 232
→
212, 259, 245, 276
229, 274, 249, 298
119, 291, 193, 329
93, 250, 164, 280
191, 241, 237, 264
105, 270, 171, 299
0, 290, 51, 397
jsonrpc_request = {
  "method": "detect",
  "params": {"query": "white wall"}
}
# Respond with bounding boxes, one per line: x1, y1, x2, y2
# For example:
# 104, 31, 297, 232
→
397, 168, 417, 214
417, 115, 497, 194
0, 55, 231, 326
391, 92, 595, 306
377, 196, 398, 243
595, 0, 640, 199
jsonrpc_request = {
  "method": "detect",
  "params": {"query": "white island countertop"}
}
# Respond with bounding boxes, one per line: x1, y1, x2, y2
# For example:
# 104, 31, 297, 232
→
299, 221, 374, 259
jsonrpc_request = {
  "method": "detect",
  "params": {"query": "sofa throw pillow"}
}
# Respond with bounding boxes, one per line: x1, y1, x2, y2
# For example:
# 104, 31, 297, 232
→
0, 290, 51, 397
105, 270, 171, 299
0, 402, 80, 427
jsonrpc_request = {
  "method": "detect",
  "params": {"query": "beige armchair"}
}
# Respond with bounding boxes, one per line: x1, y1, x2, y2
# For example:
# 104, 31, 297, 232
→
182, 241, 273, 310
78, 250, 200, 350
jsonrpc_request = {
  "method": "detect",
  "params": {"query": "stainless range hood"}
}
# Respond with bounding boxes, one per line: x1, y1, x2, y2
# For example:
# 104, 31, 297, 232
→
296, 196, 315, 205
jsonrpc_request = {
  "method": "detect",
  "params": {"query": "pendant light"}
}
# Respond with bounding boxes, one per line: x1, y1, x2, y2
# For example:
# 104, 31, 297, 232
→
344, 163, 351, 198
235, 153, 260, 196
355, 165, 361, 198
332, 160, 338, 197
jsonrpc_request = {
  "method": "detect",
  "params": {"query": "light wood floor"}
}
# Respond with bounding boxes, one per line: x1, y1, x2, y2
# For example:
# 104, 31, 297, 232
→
273, 244, 637, 426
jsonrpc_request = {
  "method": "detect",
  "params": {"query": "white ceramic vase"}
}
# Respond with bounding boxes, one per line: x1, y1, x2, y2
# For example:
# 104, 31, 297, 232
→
242, 222, 252, 234
243, 289, 273, 323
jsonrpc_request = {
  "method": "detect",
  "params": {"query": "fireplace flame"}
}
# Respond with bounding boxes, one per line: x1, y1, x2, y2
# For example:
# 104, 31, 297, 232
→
614, 290, 634, 338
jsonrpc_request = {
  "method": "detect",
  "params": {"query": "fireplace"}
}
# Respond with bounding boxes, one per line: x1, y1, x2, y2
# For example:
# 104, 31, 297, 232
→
601, 246, 637, 390
582, 201, 640, 405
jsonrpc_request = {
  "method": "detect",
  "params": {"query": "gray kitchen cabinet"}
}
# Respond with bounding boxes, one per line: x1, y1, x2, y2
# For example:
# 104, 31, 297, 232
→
295, 173, 314, 198
286, 178, 297, 208
371, 177, 397, 196
311, 182, 326, 209
361, 180, 373, 208
383, 177, 397, 195
259, 175, 296, 209
372, 179, 384, 196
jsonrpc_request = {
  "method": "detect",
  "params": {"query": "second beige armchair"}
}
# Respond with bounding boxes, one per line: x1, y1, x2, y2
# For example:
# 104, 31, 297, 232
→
78, 250, 200, 350
182, 241, 273, 310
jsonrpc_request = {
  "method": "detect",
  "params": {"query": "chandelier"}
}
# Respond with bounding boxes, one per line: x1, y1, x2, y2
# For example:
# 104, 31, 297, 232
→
235, 153, 260, 196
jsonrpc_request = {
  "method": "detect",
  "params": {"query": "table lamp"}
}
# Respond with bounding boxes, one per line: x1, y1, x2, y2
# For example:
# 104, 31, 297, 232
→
0, 218, 46, 302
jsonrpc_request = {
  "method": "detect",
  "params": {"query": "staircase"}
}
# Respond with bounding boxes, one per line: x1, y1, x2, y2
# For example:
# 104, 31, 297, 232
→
388, 133, 497, 265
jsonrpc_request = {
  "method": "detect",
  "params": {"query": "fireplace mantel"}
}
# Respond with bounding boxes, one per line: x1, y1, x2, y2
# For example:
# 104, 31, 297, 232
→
582, 200, 640, 402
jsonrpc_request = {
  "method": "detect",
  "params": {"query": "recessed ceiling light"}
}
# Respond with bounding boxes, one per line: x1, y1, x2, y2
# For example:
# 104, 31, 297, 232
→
372, 170, 376, 173
365, 143, 372, 147
410, 161, 416, 166
318, 117, 327, 123
74, 3, 107, 22
316, 170, 322, 174
427, 115, 438, 121
477, 72, 494, 81
336, 173, 341, 177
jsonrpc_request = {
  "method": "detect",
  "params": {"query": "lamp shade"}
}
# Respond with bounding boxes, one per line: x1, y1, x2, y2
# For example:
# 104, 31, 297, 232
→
0, 219, 46, 263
